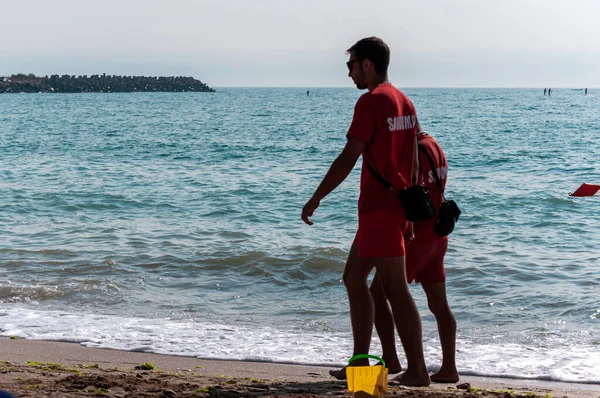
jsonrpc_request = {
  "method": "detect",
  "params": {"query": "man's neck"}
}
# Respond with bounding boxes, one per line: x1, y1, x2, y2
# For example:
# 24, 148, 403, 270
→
367, 76, 389, 92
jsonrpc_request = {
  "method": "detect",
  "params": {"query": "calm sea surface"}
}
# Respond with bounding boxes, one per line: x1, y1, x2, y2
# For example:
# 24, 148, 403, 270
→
1, 88, 599, 383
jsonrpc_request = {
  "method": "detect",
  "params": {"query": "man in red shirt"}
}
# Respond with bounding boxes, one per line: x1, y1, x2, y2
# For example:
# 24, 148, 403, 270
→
301, 37, 430, 387
370, 123, 459, 383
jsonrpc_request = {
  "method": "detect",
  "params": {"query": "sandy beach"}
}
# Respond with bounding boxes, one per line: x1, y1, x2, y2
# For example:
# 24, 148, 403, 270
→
0, 338, 598, 398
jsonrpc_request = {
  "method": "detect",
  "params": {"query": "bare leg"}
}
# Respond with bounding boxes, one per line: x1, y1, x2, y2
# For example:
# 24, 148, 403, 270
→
375, 256, 430, 386
342, 244, 375, 365
422, 282, 459, 383
370, 273, 402, 374
329, 245, 373, 380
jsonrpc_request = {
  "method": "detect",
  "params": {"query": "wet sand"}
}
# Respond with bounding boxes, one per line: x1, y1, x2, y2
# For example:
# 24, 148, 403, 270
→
0, 338, 598, 397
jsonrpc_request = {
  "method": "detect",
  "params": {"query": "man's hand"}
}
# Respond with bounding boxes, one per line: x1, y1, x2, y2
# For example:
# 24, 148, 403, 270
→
405, 222, 415, 243
301, 197, 320, 226
300, 137, 364, 227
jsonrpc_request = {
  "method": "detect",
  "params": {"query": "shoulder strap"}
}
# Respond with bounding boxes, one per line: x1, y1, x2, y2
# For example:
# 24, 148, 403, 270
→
362, 111, 415, 191
418, 143, 444, 194
364, 158, 395, 192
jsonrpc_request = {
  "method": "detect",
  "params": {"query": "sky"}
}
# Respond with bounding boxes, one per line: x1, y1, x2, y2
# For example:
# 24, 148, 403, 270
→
2, 0, 600, 87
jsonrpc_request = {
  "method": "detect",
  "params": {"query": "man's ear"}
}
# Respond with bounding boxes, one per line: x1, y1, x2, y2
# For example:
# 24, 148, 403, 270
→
362, 59, 372, 72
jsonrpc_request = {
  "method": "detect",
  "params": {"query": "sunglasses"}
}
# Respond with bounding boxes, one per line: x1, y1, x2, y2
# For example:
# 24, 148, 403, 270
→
346, 59, 361, 71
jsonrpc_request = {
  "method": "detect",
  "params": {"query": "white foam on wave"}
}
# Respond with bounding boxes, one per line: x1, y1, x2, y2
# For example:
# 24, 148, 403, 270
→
1, 305, 599, 383
447, 339, 600, 383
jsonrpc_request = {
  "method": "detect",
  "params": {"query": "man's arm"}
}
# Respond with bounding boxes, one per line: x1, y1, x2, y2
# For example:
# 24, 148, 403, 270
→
405, 135, 419, 241
412, 135, 419, 185
301, 137, 366, 225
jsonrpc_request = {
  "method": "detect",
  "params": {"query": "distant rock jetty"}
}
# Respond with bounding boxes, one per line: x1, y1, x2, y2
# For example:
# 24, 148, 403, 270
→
0, 74, 215, 93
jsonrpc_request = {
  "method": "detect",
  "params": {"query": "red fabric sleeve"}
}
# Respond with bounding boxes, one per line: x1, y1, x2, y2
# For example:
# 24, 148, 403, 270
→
346, 94, 376, 143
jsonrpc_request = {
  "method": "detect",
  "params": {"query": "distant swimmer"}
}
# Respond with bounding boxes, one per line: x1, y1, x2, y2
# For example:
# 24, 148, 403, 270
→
585, 88, 587, 95
548, 88, 552, 96
544, 88, 547, 96
307, 90, 310, 96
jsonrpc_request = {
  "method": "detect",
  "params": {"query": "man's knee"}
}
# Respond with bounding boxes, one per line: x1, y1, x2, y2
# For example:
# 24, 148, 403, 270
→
342, 270, 353, 288
422, 283, 448, 313
343, 245, 370, 290
343, 269, 367, 290
427, 297, 452, 318
374, 257, 408, 286
370, 277, 388, 308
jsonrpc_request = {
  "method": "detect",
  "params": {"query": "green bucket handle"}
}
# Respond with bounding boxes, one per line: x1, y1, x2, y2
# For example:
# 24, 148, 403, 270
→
348, 354, 386, 367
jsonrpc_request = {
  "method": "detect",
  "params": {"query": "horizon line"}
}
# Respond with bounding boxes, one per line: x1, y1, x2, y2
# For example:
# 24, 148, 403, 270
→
213, 86, 594, 89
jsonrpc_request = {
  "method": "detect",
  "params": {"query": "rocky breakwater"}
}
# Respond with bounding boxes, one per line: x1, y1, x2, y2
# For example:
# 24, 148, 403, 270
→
0, 74, 215, 93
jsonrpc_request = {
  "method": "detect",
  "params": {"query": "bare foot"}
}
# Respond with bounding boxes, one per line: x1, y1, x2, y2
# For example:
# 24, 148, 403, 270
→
329, 367, 347, 380
390, 370, 431, 387
329, 358, 368, 381
431, 368, 459, 383
384, 360, 402, 375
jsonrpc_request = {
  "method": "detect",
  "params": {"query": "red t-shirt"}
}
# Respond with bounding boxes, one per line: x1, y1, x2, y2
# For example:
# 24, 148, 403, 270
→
414, 132, 448, 237
346, 83, 417, 220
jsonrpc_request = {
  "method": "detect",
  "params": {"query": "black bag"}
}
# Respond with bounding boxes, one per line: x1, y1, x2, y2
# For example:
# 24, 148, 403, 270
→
396, 184, 436, 222
435, 199, 461, 236
419, 145, 461, 236
364, 161, 436, 222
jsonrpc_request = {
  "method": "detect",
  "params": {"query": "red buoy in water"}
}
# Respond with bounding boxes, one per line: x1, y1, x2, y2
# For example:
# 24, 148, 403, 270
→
569, 183, 600, 197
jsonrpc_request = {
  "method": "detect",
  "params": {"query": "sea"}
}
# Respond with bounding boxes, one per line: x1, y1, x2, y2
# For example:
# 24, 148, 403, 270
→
1, 88, 599, 384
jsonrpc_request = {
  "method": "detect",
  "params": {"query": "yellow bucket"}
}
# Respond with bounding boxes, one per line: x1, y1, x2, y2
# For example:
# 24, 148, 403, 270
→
346, 354, 388, 398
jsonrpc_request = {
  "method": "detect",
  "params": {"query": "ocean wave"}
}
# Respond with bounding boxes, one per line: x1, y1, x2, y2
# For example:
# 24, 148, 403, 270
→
0, 281, 119, 304
1, 307, 599, 384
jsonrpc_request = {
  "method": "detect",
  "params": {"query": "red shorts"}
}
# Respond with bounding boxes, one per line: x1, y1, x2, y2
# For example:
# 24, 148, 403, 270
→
405, 235, 448, 284
354, 211, 407, 257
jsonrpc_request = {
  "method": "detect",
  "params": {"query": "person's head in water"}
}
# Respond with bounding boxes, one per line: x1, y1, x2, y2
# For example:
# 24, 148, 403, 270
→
346, 37, 389, 90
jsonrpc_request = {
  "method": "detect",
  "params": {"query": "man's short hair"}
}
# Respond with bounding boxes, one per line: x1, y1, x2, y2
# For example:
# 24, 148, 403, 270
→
347, 37, 390, 76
